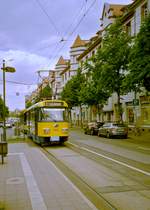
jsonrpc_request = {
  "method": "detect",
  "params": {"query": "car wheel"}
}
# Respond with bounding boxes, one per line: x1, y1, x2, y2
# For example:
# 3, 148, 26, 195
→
123, 135, 127, 139
90, 129, 94, 135
84, 130, 87, 134
84, 128, 88, 134
106, 132, 110, 138
98, 131, 101, 137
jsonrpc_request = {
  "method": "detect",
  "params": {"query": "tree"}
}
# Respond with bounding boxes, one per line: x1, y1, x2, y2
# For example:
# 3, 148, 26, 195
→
35, 84, 52, 103
25, 100, 33, 108
83, 55, 111, 105
93, 19, 131, 121
0, 95, 9, 120
61, 69, 84, 108
125, 13, 150, 92
61, 79, 78, 109
61, 69, 85, 124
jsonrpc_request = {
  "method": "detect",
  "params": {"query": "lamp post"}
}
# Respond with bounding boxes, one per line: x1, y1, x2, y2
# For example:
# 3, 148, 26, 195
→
1, 59, 16, 142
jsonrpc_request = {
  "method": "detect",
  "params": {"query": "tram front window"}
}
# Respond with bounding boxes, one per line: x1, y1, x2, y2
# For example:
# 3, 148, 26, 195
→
40, 108, 67, 122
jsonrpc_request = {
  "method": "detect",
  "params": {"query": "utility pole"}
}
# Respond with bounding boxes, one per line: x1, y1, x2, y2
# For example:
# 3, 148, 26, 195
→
1, 59, 16, 142
2, 60, 6, 141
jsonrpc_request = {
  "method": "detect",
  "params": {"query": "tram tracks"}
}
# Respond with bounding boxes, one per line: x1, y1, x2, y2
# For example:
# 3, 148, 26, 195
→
67, 141, 150, 176
67, 141, 150, 190
41, 145, 117, 210
38, 139, 150, 210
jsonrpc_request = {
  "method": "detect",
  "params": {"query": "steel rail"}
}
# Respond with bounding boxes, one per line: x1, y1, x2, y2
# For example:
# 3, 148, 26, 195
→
40, 146, 117, 210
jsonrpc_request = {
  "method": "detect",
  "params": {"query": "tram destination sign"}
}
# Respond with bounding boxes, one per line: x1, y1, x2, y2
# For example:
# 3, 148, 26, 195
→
45, 101, 64, 107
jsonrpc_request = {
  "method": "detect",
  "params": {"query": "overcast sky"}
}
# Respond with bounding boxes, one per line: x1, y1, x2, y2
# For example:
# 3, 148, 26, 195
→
0, 0, 132, 111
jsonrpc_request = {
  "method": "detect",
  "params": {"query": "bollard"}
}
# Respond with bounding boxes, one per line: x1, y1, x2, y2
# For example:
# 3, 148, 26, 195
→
0, 141, 8, 164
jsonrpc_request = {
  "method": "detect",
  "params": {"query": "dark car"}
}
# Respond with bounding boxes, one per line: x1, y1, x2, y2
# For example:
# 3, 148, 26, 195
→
98, 122, 128, 139
84, 121, 104, 135
0, 122, 3, 127
0, 121, 13, 128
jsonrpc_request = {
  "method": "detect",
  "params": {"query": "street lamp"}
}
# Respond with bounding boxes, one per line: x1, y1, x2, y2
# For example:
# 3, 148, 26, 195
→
1, 59, 16, 142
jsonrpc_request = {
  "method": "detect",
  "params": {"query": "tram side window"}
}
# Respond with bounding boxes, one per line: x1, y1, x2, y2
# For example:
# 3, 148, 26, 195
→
27, 112, 31, 127
24, 113, 27, 125
35, 109, 40, 122
31, 110, 35, 125
64, 109, 69, 121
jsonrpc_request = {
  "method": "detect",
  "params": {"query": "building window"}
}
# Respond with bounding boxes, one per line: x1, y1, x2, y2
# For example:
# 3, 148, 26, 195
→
141, 2, 148, 21
71, 56, 76, 63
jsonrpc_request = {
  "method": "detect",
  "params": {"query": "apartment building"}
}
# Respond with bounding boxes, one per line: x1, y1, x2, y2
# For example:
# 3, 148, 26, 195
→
26, 0, 150, 128
53, 56, 69, 99
60, 61, 70, 89
71, 0, 150, 127
59, 35, 88, 90
74, 3, 125, 125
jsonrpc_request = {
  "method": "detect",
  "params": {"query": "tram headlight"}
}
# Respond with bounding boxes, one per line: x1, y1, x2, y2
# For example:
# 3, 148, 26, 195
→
62, 128, 68, 133
43, 128, 50, 134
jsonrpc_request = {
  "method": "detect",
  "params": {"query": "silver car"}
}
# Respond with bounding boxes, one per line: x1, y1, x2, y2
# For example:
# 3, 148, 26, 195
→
98, 122, 128, 139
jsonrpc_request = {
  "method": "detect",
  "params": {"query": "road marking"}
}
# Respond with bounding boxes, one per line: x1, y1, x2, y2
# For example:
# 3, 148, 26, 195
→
20, 153, 47, 210
138, 147, 150, 151
40, 151, 98, 210
8, 152, 24, 155
69, 142, 150, 177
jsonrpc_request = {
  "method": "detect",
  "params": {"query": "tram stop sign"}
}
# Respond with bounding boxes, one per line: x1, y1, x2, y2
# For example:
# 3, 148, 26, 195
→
4, 66, 16, 73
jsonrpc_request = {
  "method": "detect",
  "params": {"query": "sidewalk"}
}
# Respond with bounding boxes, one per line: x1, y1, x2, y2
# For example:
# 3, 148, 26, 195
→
127, 131, 150, 145
0, 142, 97, 210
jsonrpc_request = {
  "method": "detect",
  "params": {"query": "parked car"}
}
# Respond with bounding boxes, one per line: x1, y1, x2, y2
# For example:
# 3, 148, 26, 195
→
98, 122, 128, 138
84, 121, 104, 135
5, 122, 12, 128
0, 122, 12, 128
0, 121, 3, 127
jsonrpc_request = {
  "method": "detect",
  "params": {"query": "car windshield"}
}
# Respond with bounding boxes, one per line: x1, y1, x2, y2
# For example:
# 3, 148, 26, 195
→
39, 108, 67, 122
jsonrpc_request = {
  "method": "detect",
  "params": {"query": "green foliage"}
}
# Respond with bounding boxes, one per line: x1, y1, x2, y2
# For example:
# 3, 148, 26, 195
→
36, 84, 52, 103
84, 19, 131, 120
125, 13, 150, 91
79, 64, 110, 106
97, 19, 131, 95
61, 69, 85, 108
0, 95, 9, 120
26, 100, 33, 108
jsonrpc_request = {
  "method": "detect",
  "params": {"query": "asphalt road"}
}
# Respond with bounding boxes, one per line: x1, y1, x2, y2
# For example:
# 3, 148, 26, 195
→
0, 127, 15, 140
1, 126, 150, 209
44, 128, 150, 210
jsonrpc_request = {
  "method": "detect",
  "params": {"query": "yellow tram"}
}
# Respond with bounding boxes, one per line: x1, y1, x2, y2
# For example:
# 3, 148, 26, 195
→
22, 100, 69, 145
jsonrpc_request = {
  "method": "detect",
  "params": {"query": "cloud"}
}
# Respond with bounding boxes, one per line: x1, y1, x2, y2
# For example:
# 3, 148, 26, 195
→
0, 0, 133, 111
0, 49, 54, 110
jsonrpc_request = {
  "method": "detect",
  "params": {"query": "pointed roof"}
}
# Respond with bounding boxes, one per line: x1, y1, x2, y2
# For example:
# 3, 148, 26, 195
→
71, 35, 87, 48
100, 3, 125, 20
109, 4, 125, 17
56, 56, 67, 66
